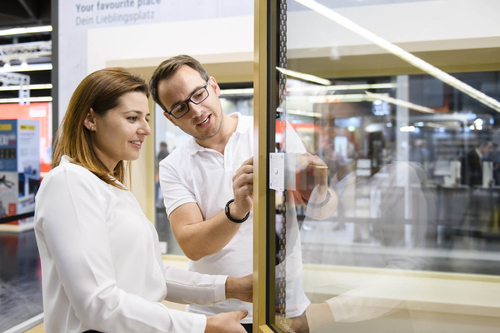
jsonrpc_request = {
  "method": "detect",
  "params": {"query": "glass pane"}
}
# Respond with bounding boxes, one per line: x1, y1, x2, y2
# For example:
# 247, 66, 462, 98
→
274, 0, 500, 332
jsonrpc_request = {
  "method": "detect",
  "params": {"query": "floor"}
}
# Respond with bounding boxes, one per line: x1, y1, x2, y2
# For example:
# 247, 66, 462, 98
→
0, 230, 43, 332
2, 208, 500, 332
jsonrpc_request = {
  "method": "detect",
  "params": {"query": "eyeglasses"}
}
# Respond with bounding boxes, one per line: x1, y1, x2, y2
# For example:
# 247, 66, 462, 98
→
166, 81, 210, 119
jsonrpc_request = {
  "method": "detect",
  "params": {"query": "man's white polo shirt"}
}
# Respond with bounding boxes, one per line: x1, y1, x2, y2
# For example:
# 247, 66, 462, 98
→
159, 112, 310, 322
159, 113, 254, 320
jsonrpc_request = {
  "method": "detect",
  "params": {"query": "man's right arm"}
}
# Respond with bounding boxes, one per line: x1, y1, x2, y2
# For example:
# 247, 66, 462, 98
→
167, 157, 254, 261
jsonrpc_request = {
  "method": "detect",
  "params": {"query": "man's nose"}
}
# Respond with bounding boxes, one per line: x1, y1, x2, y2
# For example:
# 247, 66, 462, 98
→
189, 102, 204, 117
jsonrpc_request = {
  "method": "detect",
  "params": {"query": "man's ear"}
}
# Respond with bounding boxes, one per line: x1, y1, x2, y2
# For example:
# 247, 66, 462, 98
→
209, 76, 221, 97
84, 108, 97, 131
163, 111, 178, 127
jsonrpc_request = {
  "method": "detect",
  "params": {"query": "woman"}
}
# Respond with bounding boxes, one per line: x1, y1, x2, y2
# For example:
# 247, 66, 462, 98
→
34, 68, 251, 333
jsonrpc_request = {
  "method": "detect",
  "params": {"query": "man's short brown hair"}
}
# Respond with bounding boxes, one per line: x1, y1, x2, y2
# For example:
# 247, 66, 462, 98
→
149, 55, 209, 112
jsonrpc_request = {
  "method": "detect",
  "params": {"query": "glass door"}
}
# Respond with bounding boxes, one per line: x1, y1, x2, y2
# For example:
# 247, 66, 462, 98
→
254, 0, 500, 332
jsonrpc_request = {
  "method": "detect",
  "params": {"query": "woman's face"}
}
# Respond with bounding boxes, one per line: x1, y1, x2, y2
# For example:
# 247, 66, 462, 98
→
91, 91, 151, 171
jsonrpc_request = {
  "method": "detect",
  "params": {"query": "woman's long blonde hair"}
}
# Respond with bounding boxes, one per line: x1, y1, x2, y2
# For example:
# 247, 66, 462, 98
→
53, 67, 149, 189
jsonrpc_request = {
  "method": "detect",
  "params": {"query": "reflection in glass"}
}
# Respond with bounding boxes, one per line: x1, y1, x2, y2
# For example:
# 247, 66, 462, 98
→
272, 0, 500, 332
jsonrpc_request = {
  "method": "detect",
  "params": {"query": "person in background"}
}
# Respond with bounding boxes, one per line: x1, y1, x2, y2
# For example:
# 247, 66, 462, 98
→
484, 142, 500, 185
34, 67, 252, 333
461, 140, 493, 186
156, 141, 170, 204
157, 141, 170, 163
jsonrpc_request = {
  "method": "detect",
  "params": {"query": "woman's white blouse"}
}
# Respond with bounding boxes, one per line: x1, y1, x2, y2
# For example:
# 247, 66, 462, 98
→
35, 156, 227, 333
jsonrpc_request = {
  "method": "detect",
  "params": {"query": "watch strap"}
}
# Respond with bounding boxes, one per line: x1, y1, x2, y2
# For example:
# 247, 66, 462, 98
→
225, 199, 250, 223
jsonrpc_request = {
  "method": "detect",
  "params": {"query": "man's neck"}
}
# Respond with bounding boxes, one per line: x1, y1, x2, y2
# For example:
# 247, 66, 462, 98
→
196, 113, 238, 154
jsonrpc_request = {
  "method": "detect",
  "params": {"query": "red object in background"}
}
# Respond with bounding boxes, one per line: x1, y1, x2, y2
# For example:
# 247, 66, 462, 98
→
0, 102, 52, 174
275, 120, 322, 136
8, 203, 16, 215
6, 203, 19, 226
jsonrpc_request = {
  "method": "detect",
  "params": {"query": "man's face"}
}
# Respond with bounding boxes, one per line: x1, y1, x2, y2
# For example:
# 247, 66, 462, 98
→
486, 142, 494, 154
481, 142, 494, 155
157, 65, 224, 142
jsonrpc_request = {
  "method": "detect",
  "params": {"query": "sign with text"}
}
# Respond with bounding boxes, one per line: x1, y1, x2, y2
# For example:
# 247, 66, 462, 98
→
57, 0, 253, 123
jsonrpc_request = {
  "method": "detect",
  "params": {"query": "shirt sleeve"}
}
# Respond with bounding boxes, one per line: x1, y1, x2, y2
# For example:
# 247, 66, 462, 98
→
35, 167, 207, 333
159, 155, 197, 216
163, 264, 228, 305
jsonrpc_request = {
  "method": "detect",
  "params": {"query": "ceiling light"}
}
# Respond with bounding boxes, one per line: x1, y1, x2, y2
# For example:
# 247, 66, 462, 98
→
0, 25, 52, 37
400, 126, 415, 132
286, 83, 396, 92
365, 91, 435, 113
294, 0, 500, 113
219, 84, 396, 96
287, 93, 378, 104
0, 96, 52, 104
0, 63, 52, 73
277, 67, 331, 85
220, 88, 254, 95
0, 84, 52, 91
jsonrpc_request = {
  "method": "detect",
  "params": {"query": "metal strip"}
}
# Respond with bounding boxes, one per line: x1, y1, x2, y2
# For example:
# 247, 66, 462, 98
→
3, 313, 44, 333
0, 212, 35, 224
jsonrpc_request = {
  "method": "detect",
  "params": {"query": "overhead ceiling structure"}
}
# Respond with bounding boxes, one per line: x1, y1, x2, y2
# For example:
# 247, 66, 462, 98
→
0, 0, 52, 103
0, 0, 51, 29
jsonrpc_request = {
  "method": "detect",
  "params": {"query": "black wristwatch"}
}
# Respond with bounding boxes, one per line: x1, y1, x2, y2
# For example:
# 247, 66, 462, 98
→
225, 199, 250, 223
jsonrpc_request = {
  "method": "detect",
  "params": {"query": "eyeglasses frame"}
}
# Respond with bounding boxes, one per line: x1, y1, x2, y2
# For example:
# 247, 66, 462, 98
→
165, 80, 211, 119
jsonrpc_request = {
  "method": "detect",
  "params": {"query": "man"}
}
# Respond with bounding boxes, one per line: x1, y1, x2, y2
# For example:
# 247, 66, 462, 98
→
156, 142, 170, 204
461, 140, 493, 186
150, 55, 313, 331
157, 141, 170, 163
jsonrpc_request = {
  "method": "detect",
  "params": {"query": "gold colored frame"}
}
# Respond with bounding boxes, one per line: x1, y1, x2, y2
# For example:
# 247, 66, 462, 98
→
253, 0, 281, 332
253, 0, 269, 330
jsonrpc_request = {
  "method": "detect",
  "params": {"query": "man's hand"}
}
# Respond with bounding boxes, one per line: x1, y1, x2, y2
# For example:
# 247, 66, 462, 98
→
289, 311, 309, 333
231, 157, 254, 220
295, 153, 338, 220
295, 153, 329, 201
305, 153, 329, 189
226, 274, 253, 303
205, 310, 248, 333
168, 157, 254, 260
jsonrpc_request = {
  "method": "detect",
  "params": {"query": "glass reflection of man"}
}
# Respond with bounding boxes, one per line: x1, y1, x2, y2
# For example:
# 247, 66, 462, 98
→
290, 160, 429, 333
